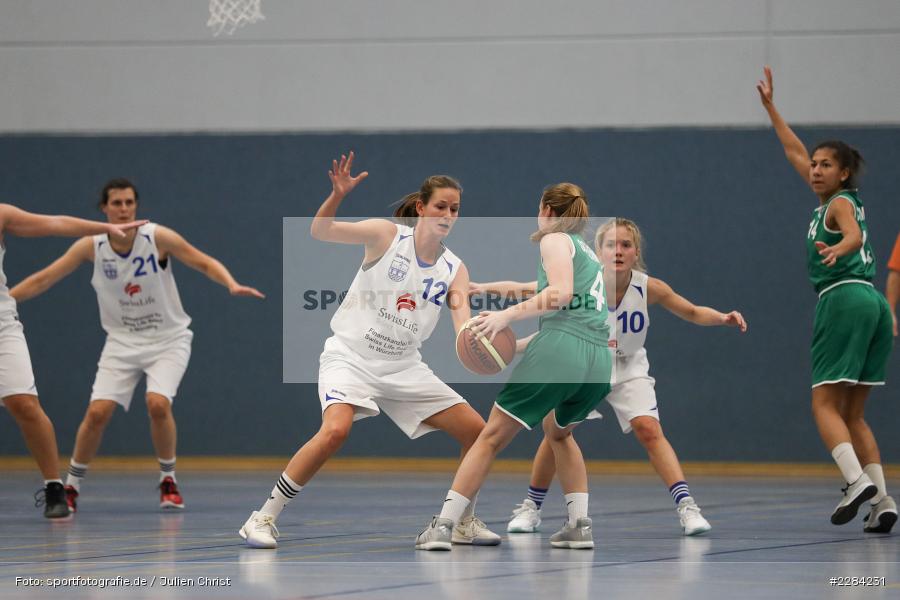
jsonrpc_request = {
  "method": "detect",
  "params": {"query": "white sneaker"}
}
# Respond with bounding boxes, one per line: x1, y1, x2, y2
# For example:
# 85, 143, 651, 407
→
863, 496, 898, 533
239, 511, 279, 549
415, 516, 453, 551
677, 497, 711, 536
451, 515, 502, 545
507, 499, 542, 533
832, 474, 878, 525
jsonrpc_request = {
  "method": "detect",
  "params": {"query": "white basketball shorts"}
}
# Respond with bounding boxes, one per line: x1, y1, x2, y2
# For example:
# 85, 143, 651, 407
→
90, 330, 193, 410
0, 316, 38, 403
317, 336, 466, 439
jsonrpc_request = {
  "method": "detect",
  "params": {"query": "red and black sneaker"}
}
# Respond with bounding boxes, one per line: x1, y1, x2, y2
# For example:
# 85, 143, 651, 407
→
159, 477, 185, 509
64, 485, 79, 513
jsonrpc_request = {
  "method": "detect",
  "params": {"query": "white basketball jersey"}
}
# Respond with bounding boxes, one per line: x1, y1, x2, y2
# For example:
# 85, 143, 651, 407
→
91, 223, 191, 342
0, 243, 18, 318
330, 224, 461, 362
608, 270, 650, 380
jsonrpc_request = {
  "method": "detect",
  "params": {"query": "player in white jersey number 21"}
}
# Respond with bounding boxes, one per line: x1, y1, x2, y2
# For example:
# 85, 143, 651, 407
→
11, 179, 264, 514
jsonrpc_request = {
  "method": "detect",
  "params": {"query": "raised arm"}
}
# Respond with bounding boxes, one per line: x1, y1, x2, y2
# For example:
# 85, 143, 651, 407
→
309, 152, 396, 261
757, 66, 811, 183
154, 226, 265, 299
0, 204, 146, 239
9, 237, 93, 303
648, 276, 747, 331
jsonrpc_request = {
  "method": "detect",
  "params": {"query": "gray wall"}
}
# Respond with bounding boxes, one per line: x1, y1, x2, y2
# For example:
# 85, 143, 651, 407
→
0, 127, 897, 461
0, 1, 899, 132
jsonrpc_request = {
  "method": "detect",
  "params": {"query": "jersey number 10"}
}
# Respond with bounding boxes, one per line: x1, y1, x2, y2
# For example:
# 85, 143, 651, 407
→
617, 310, 645, 334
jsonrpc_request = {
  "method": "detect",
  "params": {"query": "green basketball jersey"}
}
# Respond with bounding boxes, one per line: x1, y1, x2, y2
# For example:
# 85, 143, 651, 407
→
536, 233, 609, 343
806, 189, 876, 294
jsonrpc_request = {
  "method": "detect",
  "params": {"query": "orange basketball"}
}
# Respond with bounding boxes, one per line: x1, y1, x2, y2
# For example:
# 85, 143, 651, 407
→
455, 318, 517, 375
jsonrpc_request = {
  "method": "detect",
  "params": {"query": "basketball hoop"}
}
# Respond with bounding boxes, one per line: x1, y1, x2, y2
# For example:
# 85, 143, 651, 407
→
207, 0, 264, 36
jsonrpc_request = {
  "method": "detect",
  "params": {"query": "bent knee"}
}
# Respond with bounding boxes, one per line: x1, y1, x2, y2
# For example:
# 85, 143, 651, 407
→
631, 417, 662, 446
319, 422, 351, 449
145, 395, 172, 420
4, 394, 44, 422
84, 402, 117, 428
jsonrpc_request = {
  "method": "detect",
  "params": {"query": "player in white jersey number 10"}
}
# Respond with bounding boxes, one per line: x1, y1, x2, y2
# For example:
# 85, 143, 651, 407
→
475, 218, 746, 537
0, 202, 145, 518
11, 179, 263, 514
239, 152, 500, 549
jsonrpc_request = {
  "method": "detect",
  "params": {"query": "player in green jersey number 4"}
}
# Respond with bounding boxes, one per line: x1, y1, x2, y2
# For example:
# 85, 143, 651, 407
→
416, 183, 612, 551
758, 66, 895, 533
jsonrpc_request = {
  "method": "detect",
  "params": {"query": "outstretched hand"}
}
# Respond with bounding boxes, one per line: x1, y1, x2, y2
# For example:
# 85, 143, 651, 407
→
722, 310, 748, 332
230, 283, 266, 299
756, 65, 774, 107
328, 151, 369, 198
107, 220, 149, 238
814, 241, 838, 267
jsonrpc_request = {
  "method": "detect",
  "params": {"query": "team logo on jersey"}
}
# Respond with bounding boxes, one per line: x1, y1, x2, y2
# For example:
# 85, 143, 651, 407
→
102, 259, 118, 280
124, 282, 142, 297
388, 254, 411, 282
396, 293, 417, 311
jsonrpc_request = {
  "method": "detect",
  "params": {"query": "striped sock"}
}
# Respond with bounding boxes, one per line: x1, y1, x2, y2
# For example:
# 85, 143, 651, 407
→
527, 486, 549, 509
669, 481, 691, 505
260, 472, 302, 519
66, 461, 89, 491
158, 457, 177, 483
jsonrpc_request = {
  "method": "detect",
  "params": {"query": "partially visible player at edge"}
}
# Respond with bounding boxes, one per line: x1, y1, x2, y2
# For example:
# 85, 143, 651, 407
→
885, 232, 900, 337
0, 203, 145, 518
416, 182, 612, 551
758, 66, 895, 532
473, 218, 747, 537
238, 152, 500, 549
11, 179, 264, 514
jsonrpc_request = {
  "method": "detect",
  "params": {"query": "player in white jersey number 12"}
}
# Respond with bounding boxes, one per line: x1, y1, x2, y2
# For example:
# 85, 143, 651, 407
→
0, 202, 145, 518
11, 179, 264, 514
239, 152, 500, 549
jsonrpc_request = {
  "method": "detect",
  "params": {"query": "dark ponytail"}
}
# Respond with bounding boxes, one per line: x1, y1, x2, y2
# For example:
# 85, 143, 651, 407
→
393, 192, 421, 227
392, 175, 462, 226
813, 140, 865, 188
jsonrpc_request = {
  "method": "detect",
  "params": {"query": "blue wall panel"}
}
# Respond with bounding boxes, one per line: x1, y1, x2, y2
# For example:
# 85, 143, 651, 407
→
0, 128, 897, 461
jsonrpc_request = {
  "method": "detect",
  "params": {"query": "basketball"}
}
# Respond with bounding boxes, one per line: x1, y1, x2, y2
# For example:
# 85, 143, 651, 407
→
455, 318, 517, 375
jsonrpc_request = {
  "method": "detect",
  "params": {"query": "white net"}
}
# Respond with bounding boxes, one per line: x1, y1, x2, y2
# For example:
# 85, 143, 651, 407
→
207, 0, 265, 36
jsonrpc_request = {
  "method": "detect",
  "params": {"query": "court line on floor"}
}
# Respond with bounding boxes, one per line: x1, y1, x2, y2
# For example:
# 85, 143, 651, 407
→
292, 536, 883, 599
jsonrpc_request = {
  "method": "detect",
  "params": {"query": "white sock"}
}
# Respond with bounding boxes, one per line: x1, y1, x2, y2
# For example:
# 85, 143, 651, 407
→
864, 463, 887, 504
158, 457, 176, 483
66, 461, 89, 491
260, 472, 303, 519
460, 492, 479, 520
43, 479, 63, 486
564, 492, 589, 527
831, 442, 864, 484
438, 490, 470, 526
